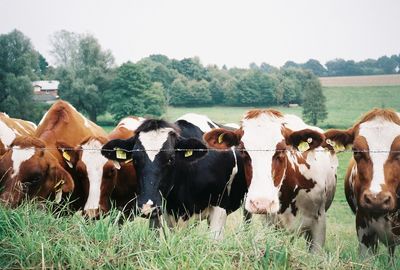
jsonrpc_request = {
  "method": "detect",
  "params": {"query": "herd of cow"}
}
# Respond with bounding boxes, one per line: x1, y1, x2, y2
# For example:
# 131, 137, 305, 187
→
1, 100, 400, 257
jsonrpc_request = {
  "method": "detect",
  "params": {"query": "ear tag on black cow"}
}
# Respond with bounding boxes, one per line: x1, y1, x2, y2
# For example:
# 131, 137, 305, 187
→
54, 180, 65, 203
115, 148, 127, 160
62, 150, 73, 168
326, 139, 346, 152
184, 150, 193, 158
218, 133, 224, 144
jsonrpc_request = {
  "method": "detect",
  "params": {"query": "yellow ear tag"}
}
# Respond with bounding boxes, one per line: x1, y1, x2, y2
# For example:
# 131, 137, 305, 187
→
298, 141, 310, 152
62, 151, 71, 161
115, 148, 127, 160
54, 180, 65, 203
184, 150, 193, 158
218, 133, 224, 144
333, 144, 346, 152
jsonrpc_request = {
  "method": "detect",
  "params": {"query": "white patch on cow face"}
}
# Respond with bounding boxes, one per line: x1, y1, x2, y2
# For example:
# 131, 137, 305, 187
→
359, 117, 400, 194
176, 113, 218, 132
81, 139, 109, 210
242, 114, 285, 213
119, 117, 145, 131
0, 120, 17, 149
11, 147, 35, 178
138, 128, 174, 162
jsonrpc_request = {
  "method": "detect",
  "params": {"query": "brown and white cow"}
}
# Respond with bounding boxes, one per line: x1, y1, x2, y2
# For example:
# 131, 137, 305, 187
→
0, 100, 106, 207
0, 112, 36, 156
59, 116, 141, 218
325, 108, 400, 256
204, 109, 337, 251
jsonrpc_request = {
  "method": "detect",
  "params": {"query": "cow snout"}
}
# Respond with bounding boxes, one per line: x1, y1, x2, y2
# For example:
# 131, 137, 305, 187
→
360, 190, 395, 212
84, 208, 101, 219
140, 199, 157, 216
246, 198, 280, 214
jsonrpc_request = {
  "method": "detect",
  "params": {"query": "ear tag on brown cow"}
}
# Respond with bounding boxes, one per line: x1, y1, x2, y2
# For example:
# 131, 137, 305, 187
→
184, 150, 193, 158
113, 160, 121, 170
298, 141, 310, 152
218, 133, 224, 144
54, 180, 65, 203
115, 148, 127, 160
326, 139, 345, 153
62, 151, 73, 168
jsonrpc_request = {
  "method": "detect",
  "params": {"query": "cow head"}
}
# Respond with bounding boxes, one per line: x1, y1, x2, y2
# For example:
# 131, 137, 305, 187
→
0, 136, 74, 207
57, 136, 121, 218
101, 119, 207, 217
325, 108, 400, 214
204, 110, 324, 214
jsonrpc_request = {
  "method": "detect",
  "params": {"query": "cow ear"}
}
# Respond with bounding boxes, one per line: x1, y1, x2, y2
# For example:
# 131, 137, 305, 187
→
48, 163, 74, 203
176, 138, 208, 162
323, 128, 354, 152
285, 128, 324, 152
56, 141, 79, 169
203, 128, 243, 149
101, 137, 134, 161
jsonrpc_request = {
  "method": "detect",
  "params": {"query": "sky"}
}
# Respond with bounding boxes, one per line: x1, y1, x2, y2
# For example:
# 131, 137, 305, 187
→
0, 0, 399, 68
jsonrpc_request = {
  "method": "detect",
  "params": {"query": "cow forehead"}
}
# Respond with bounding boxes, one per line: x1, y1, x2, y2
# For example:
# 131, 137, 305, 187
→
138, 128, 175, 162
11, 147, 35, 178
359, 117, 400, 150
81, 140, 109, 169
241, 117, 284, 151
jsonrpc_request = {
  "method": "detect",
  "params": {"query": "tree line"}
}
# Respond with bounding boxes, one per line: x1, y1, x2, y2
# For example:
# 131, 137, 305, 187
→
8, 29, 379, 125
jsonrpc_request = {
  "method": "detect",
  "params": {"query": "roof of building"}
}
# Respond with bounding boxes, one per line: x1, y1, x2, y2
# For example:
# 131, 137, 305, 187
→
32, 80, 60, 90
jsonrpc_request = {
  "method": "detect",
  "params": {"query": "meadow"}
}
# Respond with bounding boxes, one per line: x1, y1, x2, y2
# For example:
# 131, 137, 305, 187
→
2, 83, 400, 269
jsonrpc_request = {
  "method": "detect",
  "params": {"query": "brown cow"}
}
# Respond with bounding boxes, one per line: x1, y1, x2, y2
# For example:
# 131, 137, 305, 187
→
204, 109, 337, 251
324, 108, 400, 256
0, 112, 36, 156
59, 116, 141, 218
0, 100, 106, 207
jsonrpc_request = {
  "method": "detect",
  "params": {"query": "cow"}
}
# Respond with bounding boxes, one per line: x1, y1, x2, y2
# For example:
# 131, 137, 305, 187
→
0, 112, 36, 156
203, 109, 337, 251
101, 116, 248, 239
0, 100, 106, 208
59, 116, 141, 218
324, 108, 400, 256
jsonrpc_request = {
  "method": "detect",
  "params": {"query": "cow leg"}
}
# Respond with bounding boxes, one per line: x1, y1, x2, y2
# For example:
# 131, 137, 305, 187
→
207, 206, 227, 240
243, 207, 252, 223
356, 212, 378, 256
307, 211, 326, 252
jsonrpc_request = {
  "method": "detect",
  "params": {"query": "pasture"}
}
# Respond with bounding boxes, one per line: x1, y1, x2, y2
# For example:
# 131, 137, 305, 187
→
2, 83, 400, 269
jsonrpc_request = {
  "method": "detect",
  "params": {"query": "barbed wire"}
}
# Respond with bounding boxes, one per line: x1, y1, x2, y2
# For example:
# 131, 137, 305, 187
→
6, 147, 400, 153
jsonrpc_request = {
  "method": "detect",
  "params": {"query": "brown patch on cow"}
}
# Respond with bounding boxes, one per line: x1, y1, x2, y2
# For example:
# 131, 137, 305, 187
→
244, 109, 284, 120
358, 108, 400, 126
11, 136, 46, 149
203, 128, 243, 149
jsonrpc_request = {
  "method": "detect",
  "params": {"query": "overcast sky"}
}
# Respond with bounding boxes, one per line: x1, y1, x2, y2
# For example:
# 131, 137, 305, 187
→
1, 0, 399, 68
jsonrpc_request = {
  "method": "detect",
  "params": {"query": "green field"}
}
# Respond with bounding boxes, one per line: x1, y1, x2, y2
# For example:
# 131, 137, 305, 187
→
2, 85, 400, 269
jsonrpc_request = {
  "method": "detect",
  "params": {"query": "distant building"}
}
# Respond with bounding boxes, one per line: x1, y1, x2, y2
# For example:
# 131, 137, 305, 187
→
32, 80, 60, 103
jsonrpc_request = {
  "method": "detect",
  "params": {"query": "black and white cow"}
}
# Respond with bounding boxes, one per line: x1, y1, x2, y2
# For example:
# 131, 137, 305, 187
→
101, 117, 247, 239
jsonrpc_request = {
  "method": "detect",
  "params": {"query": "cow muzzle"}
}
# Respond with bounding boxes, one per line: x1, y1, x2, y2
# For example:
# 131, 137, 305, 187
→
140, 200, 159, 217
245, 197, 280, 214
83, 208, 101, 219
360, 190, 396, 213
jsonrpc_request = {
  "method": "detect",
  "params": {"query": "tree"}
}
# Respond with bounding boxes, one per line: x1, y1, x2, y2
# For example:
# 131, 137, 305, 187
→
302, 77, 327, 125
52, 31, 115, 121
0, 30, 46, 122
303, 59, 327, 76
106, 62, 166, 121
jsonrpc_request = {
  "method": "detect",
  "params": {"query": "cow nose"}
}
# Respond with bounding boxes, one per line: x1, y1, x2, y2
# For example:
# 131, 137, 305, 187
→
84, 208, 101, 219
361, 190, 395, 212
140, 200, 157, 217
246, 198, 279, 214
